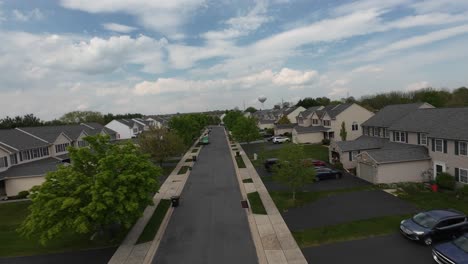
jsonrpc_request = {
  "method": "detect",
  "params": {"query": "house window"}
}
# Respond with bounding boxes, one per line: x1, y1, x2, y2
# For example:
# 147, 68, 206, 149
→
133, 128, 138, 133
435, 139, 443, 152
460, 169, 468, 184
394, 131, 406, 143
312, 119, 319, 125
77, 141, 88, 148
55, 143, 70, 153
352, 122, 359, 131
363, 127, 369, 136
384, 128, 389, 138
0, 156, 8, 168
10, 154, 18, 165
370, 127, 374, 136
420, 133, 427, 145
460, 142, 468, 156
323, 120, 331, 126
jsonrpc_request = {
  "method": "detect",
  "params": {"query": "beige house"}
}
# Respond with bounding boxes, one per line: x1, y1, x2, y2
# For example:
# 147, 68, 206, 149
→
292, 103, 374, 144
0, 124, 117, 197
350, 106, 468, 185
253, 106, 305, 131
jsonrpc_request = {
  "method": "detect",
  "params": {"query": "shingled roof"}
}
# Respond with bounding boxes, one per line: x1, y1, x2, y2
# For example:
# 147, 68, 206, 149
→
389, 107, 468, 141
0, 129, 49, 151
362, 103, 433, 128
335, 135, 388, 152
365, 142, 430, 164
0, 157, 63, 180
293, 125, 330, 134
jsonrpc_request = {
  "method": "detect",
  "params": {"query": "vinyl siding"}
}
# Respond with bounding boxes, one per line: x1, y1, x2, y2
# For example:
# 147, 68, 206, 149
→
332, 103, 374, 142
5, 176, 45, 196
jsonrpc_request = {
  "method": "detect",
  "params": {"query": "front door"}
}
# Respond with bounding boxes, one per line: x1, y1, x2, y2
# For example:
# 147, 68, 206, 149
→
434, 162, 446, 180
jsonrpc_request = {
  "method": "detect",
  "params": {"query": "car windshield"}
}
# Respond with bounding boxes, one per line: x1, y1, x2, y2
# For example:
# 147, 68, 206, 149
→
453, 235, 468, 253
412, 212, 437, 228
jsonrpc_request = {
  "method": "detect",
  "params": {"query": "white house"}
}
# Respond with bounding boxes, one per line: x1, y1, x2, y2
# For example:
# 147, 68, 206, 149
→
105, 119, 146, 139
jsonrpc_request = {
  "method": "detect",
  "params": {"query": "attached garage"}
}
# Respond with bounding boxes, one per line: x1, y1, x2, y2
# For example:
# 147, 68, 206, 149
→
356, 144, 431, 184
292, 125, 329, 144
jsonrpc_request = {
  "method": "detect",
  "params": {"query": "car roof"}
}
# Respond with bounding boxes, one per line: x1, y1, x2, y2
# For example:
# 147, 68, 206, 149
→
266, 158, 279, 162
425, 209, 465, 220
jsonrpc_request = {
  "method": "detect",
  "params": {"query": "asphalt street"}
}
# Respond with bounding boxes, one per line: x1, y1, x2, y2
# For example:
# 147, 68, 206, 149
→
152, 126, 257, 264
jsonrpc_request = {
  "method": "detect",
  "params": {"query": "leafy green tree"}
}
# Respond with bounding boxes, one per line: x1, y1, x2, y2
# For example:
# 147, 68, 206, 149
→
19, 135, 160, 244
315, 97, 331, 106
296, 97, 319, 108
340, 121, 347, 141
231, 117, 261, 143
449, 87, 468, 106
277, 115, 291, 125
273, 145, 316, 200
244, 107, 257, 113
103, 113, 143, 124
0, 114, 43, 128
60, 111, 104, 124
169, 113, 212, 145
222, 110, 244, 130
138, 127, 185, 165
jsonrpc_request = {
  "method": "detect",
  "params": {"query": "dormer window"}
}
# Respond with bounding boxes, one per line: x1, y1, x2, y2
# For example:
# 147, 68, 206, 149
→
323, 120, 331, 126
394, 131, 407, 143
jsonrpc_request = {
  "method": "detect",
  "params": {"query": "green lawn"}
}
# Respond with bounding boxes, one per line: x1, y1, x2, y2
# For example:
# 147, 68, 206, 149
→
178, 166, 190, 174
235, 156, 246, 168
252, 143, 328, 166
247, 192, 267, 214
0, 201, 124, 257
137, 199, 171, 244
242, 178, 254, 183
293, 214, 411, 248
270, 186, 376, 212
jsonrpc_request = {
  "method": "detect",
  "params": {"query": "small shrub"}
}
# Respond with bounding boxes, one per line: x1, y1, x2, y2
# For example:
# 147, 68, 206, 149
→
436, 173, 456, 190
284, 132, 291, 137
322, 139, 330, 145
17, 191, 30, 199
332, 162, 344, 171
399, 182, 427, 194
456, 185, 468, 199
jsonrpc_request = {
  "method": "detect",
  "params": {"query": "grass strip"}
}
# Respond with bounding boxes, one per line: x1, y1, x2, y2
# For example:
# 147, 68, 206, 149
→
293, 214, 411, 248
270, 186, 376, 212
242, 178, 254, 183
137, 200, 171, 244
178, 166, 190, 174
247, 192, 267, 214
235, 156, 246, 168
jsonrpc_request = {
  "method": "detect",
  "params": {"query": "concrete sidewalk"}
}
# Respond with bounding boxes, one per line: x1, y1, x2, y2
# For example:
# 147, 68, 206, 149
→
231, 142, 308, 264
108, 132, 206, 264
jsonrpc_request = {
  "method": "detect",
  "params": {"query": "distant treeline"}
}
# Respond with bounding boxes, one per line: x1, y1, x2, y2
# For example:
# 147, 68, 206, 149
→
0, 111, 143, 129
296, 87, 468, 111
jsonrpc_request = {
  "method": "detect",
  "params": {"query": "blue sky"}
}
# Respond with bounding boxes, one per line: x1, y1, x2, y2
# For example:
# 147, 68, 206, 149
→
1, 0, 468, 119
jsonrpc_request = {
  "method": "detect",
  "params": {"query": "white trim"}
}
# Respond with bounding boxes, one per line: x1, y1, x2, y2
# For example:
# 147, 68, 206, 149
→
459, 168, 468, 184
433, 161, 446, 180
459, 141, 468, 156
0, 142, 18, 152
15, 128, 50, 143
80, 123, 95, 129
434, 139, 444, 152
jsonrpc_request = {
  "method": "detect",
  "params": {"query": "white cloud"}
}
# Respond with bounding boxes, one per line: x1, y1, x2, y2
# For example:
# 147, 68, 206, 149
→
351, 65, 384, 74
407, 81, 430, 91
12, 8, 44, 22
201, 0, 270, 40
133, 68, 319, 95
332, 0, 408, 16
411, 0, 468, 14
60, 0, 206, 36
102, 23, 137, 33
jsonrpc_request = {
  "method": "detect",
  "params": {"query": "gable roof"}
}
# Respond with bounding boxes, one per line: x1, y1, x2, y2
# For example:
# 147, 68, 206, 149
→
0, 157, 62, 180
82, 123, 117, 136
364, 143, 430, 164
17, 126, 77, 142
275, 123, 297, 129
335, 135, 388, 152
362, 103, 432, 128
389, 107, 468, 141
0, 129, 49, 151
325, 103, 354, 118
299, 106, 323, 118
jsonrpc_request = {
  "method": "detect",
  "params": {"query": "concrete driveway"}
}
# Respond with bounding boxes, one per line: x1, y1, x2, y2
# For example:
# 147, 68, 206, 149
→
301, 233, 432, 264
282, 189, 418, 231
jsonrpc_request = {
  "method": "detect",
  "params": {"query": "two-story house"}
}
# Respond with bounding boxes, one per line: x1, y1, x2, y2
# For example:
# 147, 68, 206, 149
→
330, 102, 434, 169
105, 118, 147, 139
291, 103, 374, 144
354, 107, 468, 185
0, 124, 117, 197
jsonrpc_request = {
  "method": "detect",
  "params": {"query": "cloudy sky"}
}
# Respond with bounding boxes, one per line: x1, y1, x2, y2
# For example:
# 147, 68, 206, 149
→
1, 0, 468, 119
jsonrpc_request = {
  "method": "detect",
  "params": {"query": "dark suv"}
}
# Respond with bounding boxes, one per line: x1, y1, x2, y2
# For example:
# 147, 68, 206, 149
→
432, 232, 468, 264
400, 209, 468, 246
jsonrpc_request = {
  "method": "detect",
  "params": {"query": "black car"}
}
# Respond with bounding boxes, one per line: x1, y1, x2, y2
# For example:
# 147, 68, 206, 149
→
400, 209, 468, 246
315, 168, 342, 181
432, 232, 468, 264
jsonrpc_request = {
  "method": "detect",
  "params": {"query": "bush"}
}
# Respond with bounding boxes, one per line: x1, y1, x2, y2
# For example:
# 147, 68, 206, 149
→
456, 185, 468, 199
17, 191, 30, 199
322, 139, 330, 145
436, 173, 456, 190
332, 162, 344, 171
284, 132, 291, 137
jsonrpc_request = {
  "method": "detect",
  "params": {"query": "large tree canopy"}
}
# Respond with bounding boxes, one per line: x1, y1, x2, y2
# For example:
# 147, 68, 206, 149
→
0, 114, 43, 128
231, 116, 261, 143
59, 111, 105, 124
19, 135, 161, 244
139, 127, 185, 165
169, 113, 217, 146
222, 110, 244, 131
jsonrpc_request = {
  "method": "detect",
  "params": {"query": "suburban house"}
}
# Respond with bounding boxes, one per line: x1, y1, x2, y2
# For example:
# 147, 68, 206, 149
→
0, 124, 117, 197
330, 103, 434, 169
252, 106, 305, 131
105, 118, 149, 139
145, 115, 167, 128
340, 106, 468, 185
291, 103, 374, 144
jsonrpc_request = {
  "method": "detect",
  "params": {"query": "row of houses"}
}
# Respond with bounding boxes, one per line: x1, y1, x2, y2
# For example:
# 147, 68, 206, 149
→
104, 116, 167, 139
0, 123, 117, 197
253, 102, 468, 186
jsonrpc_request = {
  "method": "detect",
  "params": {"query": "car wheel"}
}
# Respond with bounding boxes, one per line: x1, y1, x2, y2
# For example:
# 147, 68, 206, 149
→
423, 236, 432, 246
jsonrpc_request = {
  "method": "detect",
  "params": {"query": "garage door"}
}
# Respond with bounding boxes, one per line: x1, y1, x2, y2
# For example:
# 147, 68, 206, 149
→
358, 162, 375, 183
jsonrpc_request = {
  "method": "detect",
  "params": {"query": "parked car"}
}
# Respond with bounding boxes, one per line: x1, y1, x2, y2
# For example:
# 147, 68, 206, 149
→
315, 168, 342, 181
266, 136, 275, 142
303, 158, 327, 167
264, 158, 279, 172
400, 209, 468, 246
432, 232, 468, 264
272, 136, 290, 144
